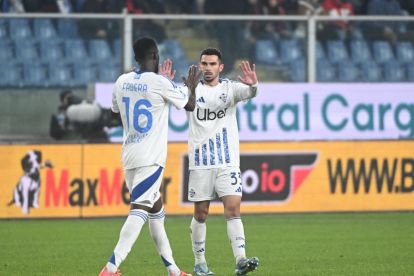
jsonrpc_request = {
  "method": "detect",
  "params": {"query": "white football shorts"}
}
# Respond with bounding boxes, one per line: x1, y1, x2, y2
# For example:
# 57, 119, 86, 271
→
124, 165, 163, 207
188, 166, 242, 201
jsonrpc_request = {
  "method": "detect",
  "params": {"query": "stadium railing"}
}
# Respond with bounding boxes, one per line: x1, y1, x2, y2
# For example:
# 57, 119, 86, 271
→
1, 13, 414, 85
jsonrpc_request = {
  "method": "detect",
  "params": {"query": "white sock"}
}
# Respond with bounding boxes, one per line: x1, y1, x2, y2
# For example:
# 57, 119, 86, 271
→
190, 217, 207, 265
227, 217, 246, 264
105, 209, 148, 273
149, 207, 180, 275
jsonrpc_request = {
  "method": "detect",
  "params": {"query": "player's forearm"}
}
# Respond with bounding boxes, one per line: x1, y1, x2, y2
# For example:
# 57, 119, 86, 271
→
250, 82, 258, 98
184, 87, 196, 111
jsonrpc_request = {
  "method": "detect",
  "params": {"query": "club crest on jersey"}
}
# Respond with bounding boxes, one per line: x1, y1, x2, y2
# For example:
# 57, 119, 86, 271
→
219, 93, 227, 103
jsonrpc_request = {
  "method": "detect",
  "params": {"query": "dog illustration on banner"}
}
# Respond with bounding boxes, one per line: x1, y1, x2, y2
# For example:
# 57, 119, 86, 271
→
7, 150, 53, 214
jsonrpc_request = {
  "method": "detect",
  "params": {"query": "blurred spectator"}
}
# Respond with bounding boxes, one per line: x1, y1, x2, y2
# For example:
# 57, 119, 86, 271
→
298, 0, 322, 15
244, 0, 266, 37
204, 0, 247, 73
244, 0, 266, 61
56, 0, 73, 13
49, 90, 82, 140
399, 0, 414, 15
23, 0, 59, 12
78, 0, 121, 40
126, 0, 167, 43
349, 0, 369, 15
262, 0, 293, 38
165, 0, 197, 14
364, 0, 413, 45
283, 0, 300, 14
126, 0, 164, 13
2, 0, 25, 12
194, 0, 205, 14
317, 0, 354, 41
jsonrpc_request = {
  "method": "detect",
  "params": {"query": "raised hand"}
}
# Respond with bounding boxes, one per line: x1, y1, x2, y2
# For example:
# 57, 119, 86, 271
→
238, 61, 257, 86
159, 59, 176, 80
182, 65, 201, 91
183, 65, 201, 111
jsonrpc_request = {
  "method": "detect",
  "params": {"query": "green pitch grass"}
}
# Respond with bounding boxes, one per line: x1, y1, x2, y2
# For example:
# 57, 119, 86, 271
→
1, 212, 414, 275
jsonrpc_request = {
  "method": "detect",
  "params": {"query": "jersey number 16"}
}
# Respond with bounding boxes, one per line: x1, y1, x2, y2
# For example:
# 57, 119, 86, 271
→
122, 97, 153, 133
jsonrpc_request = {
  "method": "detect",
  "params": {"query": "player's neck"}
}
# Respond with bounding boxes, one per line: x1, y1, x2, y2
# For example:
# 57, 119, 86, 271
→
205, 78, 220, 87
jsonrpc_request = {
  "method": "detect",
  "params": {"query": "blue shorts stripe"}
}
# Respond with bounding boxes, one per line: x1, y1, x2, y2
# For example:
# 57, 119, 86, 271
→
131, 166, 163, 203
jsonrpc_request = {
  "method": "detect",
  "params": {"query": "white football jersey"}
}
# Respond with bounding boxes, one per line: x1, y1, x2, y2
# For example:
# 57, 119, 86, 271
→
112, 70, 188, 169
187, 78, 258, 170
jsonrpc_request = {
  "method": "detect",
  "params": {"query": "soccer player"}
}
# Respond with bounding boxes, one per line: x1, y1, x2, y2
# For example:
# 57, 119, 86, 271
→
187, 48, 260, 276
99, 37, 199, 276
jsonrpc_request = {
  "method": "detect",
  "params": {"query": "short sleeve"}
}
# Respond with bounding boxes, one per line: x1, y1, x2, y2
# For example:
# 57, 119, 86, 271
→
160, 76, 189, 109
111, 80, 120, 113
231, 81, 258, 104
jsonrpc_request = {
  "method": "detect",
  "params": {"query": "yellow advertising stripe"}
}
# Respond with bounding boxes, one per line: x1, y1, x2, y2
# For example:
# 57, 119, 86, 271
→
1, 141, 413, 219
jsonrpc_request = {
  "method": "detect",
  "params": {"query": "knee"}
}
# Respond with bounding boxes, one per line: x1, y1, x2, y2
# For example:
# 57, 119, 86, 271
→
194, 209, 209, 223
224, 204, 240, 218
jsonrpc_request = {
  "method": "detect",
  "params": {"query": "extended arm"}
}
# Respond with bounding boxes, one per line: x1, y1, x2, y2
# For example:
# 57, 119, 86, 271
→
235, 61, 258, 101
183, 65, 201, 111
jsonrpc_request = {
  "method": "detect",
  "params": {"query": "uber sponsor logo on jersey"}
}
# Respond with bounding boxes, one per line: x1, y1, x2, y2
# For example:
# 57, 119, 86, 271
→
181, 152, 318, 203
196, 108, 228, 121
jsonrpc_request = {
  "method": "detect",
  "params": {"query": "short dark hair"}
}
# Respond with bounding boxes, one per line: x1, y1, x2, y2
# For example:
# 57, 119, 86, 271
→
133, 37, 158, 62
200, 48, 222, 62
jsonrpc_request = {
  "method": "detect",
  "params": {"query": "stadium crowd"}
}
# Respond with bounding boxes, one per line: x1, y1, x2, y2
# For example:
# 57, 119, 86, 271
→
1, 0, 414, 16
3, 0, 414, 45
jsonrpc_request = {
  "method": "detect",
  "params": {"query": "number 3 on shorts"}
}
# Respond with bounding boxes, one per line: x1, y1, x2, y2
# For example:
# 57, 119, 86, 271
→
230, 172, 241, 185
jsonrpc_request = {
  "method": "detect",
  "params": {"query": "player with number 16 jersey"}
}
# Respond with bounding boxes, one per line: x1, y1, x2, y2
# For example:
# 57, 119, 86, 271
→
112, 70, 188, 169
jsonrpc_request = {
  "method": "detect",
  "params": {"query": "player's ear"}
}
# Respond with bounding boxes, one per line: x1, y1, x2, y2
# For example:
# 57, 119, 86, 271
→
219, 63, 224, 73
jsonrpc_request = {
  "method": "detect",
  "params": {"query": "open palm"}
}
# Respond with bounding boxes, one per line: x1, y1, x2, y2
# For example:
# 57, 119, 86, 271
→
159, 59, 176, 80
238, 61, 257, 85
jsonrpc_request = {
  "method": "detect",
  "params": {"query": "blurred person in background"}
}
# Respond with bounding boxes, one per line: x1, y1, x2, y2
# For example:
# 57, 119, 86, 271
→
243, 0, 266, 62
399, 0, 414, 15
204, 0, 247, 74
317, 0, 355, 41
78, 0, 122, 40
49, 90, 114, 142
126, 0, 167, 43
262, 0, 293, 38
349, 0, 369, 15
363, 0, 414, 45
23, 0, 61, 12
297, 0, 323, 15
164, 0, 198, 14
99, 37, 199, 276
49, 90, 82, 140
186, 48, 259, 276
1, 0, 25, 12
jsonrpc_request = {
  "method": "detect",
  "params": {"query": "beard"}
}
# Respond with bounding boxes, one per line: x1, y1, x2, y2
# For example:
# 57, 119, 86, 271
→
203, 72, 214, 83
